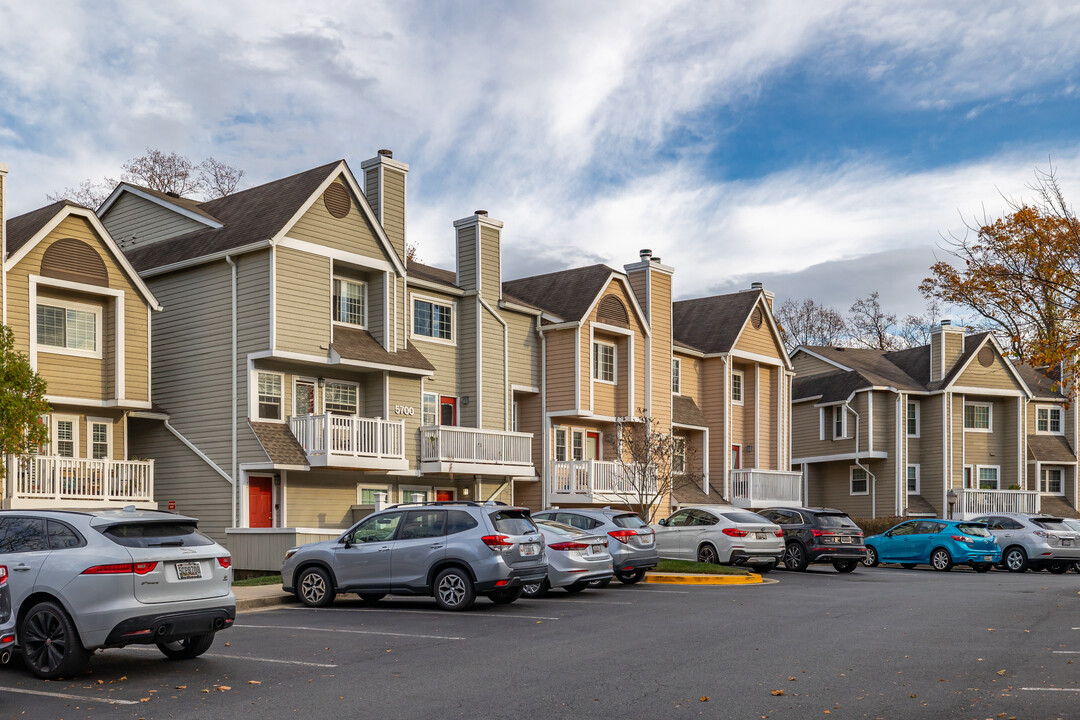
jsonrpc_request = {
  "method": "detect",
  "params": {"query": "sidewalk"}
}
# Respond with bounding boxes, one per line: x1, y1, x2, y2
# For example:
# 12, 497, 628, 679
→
233, 584, 297, 612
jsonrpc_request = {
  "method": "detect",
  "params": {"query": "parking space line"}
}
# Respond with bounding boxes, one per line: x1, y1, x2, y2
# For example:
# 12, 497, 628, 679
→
119, 646, 340, 666
236, 623, 466, 641
284, 607, 560, 621
1021, 688, 1080, 692
1052, 650, 1080, 654
630, 589, 689, 594
530, 599, 634, 605
0, 685, 141, 705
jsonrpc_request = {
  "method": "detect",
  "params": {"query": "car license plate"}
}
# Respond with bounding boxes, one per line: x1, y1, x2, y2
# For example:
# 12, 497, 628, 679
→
840, 536, 852, 543
590, 545, 603, 555
175, 561, 202, 580
638, 535, 653, 546
983, 555, 993, 562
521, 543, 540, 556
1063, 539, 1074, 547
754, 532, 769, 540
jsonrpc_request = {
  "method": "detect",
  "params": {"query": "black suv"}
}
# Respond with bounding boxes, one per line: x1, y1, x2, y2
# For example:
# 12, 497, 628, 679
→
757, 507, 866, 573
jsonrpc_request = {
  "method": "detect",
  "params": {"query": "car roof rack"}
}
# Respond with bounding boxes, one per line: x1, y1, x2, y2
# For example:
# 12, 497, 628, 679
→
384, 501, 483, 509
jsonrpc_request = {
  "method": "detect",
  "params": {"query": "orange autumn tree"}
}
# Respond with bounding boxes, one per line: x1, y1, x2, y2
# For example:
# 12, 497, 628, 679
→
921, 167, 1080, 377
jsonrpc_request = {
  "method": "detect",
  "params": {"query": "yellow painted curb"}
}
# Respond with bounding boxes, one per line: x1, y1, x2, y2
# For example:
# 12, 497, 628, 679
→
643, 572, 763, 585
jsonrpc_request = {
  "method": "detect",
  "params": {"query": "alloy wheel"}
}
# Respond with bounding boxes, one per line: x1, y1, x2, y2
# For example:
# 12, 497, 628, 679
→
23, 608, 67, 675
697, 544, 718, 564
783, 543, 807, 571
1005, 548, 1027, 572
300, 572, 326, 604
438, 573, 467, 607
931, 549, 952, 571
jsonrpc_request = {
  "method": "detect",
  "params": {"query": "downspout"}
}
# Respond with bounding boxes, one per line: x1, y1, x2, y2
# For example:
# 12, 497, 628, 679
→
846, 400, 876, 518
540, 323, 548, 509
226, 255, 238, 528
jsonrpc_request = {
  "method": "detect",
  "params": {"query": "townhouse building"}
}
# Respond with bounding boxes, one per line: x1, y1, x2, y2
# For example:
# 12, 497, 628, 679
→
790, 322, 1079, 519
0, 163, 162, 510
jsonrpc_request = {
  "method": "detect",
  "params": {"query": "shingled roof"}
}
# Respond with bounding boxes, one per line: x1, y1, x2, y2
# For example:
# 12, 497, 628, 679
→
502, 264, 617, 322
6, 200, 87, 254
672, 291, 762, 354
249, 421, 308, 467
1028, 434, 1077, 463
673, 395, 708, 427
117, 182, 223, 224
407, 259, 458, 288
330, 326, 435, 372
121, 161, 342, 272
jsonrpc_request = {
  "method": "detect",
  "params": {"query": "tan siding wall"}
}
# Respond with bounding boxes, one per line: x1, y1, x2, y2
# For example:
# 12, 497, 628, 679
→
791, 402, 824, 459
506, 311, 539, 388
275, 246, 331, 354
289, 177, 387, 259
915, 394, 944, 514
410, 288, 461, 408
544, 328, 576, 412
733, 301, 784, 358
100, 192, 205, 247
481, 308, 506, 430
930, 335, 942, 381
792, 352, 842, 377
382, 168, 406, 262
957, 396, 1018, 486
458, 297, 478, 427
236, 252, 273, 460
702, 357, 727, 487
388, 374, 422, 462
480, 226, 501, 301
872, 391, 891, 451
674, 351, 701, 403
942, 331, 964, 371
806, 461, 880, 517
626, 271, 647, 314
957, 351, 1024, 390
286, 473, 357, 529
649, 271, 673, 431
456, 226, 477, 291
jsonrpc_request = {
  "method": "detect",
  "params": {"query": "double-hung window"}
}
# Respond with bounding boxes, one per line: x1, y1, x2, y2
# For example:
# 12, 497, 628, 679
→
672, 358, 681, 394
554, 428, 568, 462
964, 402, 992, 431
977, 466, 1000, 490
422, 393, 438, 426
907, 400, 920, 437
833, 406, 847, 440
90, 420, 110, 460
413, 297, 453, 341
1037, 407, 1063, 434
324, 381, 359, 415
1041, 467, 1064, 494
571, 430, 585, 460
53, 417, 76, 457
257, 372, 283, 420
731, 370, 744, 405
593, 341, 615, 383
850, 467, 868, 495
672, 437, 686, 474
906, 464, 920, 494
332, 277, 366, 327
37, 301, 100, 356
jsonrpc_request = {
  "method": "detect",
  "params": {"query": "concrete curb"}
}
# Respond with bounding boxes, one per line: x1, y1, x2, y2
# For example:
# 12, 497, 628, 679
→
235, 593, 298, 613
643, 572, 764, 585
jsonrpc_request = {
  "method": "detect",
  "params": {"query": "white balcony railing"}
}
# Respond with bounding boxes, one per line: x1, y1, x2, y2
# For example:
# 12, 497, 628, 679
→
551, 460, 656, 500
289, 415, 405, 461
729, 469, 803, 508
419, 426, 532, 467
11, 456, 154, 504
952, 488, 1040, 519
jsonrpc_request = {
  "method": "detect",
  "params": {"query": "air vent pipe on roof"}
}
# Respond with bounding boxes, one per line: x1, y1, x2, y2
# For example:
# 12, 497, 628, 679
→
751, 282, 763, 290
640, 248, 652, 260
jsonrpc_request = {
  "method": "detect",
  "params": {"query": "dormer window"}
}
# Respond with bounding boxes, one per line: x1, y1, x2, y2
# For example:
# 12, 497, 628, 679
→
37, 300, 101, 357
332, 277, 366, 327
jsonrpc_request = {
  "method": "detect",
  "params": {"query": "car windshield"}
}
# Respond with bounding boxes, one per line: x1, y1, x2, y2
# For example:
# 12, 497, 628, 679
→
816, 513, 858, 529
101, 522, 215, 548
612, 514, 648, 528
490, 510, 537, 535
537, 520, 585, 536
720, 512, 770, 524
1031, 517, 1070, 531
957, 523, 992, 537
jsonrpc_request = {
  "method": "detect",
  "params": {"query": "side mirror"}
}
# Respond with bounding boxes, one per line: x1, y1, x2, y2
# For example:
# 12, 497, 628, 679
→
342, 537, 353, 549
657, 518, 668, 527
883, 531, 892, 537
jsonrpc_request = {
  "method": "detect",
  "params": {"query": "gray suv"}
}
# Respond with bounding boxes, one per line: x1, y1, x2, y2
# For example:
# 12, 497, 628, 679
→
532, 508, 658, 584
0, 563, 13, 664
972, 513, 1080, 573
282, 502, 547, 611
0, 508, 235, 679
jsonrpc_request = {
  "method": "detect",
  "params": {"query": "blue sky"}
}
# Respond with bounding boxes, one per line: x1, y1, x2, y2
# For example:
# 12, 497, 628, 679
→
2, 1, 1079, 318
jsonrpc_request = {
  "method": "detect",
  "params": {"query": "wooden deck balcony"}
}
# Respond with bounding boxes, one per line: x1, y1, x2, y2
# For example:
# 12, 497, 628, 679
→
9, 456, 155, 509
729, 469, 803, 509
419, 426, 534, 477
289, 415, 408, 470
550, 459, 656, 504
951, 488, 1040, 519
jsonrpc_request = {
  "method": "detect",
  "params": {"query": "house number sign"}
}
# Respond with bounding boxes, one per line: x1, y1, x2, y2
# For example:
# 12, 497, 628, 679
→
394, 406, 415, 416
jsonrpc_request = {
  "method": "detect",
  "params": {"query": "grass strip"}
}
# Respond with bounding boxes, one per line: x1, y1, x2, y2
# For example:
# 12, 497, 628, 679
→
233, 573, 283, 587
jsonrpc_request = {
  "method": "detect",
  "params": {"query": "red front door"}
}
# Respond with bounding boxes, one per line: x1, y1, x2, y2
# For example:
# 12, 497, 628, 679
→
440, 396, 458, 426
249, 476, 273, 528
436, 489, 455, 502
731, 445, 741, 470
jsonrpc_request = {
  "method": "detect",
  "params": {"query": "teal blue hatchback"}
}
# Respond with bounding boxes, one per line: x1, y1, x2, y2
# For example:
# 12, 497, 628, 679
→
862, 519, 1001, 572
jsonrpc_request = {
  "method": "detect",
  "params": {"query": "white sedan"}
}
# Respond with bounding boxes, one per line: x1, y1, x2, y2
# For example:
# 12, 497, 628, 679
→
652, 505, 784, 573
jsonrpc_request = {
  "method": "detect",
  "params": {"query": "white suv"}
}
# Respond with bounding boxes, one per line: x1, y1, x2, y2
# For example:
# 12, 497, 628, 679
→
1, 508, 235, 679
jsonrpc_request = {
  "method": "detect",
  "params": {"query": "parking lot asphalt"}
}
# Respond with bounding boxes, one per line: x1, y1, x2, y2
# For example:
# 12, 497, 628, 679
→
1, 566, 1078, 719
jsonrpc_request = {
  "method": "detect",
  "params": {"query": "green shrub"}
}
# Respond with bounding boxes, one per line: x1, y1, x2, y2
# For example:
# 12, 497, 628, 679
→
850, 516, 905, 537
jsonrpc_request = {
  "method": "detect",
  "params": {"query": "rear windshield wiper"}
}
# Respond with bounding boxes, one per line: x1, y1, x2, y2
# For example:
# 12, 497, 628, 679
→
148, 540, 184, 547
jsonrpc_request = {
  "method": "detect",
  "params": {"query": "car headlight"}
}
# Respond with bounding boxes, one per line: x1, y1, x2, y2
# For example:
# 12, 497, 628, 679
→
284, 547, 299, 561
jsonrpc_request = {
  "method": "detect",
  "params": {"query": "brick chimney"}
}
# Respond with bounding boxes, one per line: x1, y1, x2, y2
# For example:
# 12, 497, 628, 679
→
360, 149, 409, 263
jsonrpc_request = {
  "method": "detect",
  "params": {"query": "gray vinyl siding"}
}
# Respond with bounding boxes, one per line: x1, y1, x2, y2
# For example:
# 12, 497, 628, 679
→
363, 375, 385, 419
388, 374, 423, 461
458, 296, 478, 427
481, 307, 506, 430
236, 252, 273, 460
367, 272, 386, 346
506, 310, 539, 389
382, 168, 406, 262
101, 192, 206, 247
276, 246, 331, 354
480, 226, 501, 300
128, 420, 234, 543
364, 168, 380, 218
457, 226, 477, 291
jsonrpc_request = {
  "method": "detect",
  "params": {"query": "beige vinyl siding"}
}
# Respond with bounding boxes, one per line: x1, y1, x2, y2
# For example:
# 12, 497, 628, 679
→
506, 310, 540, 389
458, 297, 478, 427
364, 168, 380, 218
7, 215, 151, 403
791, 402, 826, 459
701, 357, 727, 484
872, 390, 890, 451
275, 246, 331, 354
285, 472, 359, 529
674, 351, 701, 402
289, 177, 387, 259
581, 282, 649, 419
366, 271, 385, 346
958, 395, 1020, 487
930, 336, 942, 381
387, 374, 422, 461
544, 328, 576, 412
100, 192, 206, 247
457, 226, 477, 290
733, 300, 784, 359
942, 331, 964, 371
129, 420, 234, 542
45, 409, 127, 460
732, 363, 752, 465
480, 226, 501, 301
805, 460, 880, 517
758, 365, 777, 470
626, 271, 647, 317
648, 271, 673, 429
480, 308, 506, 430
915, 394, 944, 514
362, 373, 384, 418
955, 350, 1025, 391
478, 480, 513, 505
411, 293, 460, 404
516, 391, 542, 478
792, 352, 843, 377
381, 168, 406, 262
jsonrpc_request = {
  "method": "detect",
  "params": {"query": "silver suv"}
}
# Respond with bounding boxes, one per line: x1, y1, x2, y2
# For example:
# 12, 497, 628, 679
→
972, 513, 1080, 573
282, 502, 547, 611
0, 563, 13, 664
532, 508, 658, 584
0, 508, 235, 679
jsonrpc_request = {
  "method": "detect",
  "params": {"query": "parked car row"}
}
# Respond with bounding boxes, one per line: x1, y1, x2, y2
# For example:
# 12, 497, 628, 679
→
0, 508, 236, 680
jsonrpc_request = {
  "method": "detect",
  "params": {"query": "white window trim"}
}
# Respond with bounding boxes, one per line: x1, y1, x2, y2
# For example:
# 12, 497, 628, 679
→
292, 376, 319, 418
833, 406, 848, 440
849, 465, 869, 496
410, 293, 456, 346
51, 413, 81, 458
323, 378, 361, 416
332, 276, 368, 329
672, 357, 681, 395
907, 400, 921, 438
906, 463, 920, 495
572, 429, 585, 460
673, 436, 687, 475
251, 370, 286, 423
422, 392, 438, 427
964, 401, 993, 433
1041, 466, 1066, 495
356, 483, 391, 505
87, 417, 114, 461
974, 464, 1001, 490
731, 370, 744, 406
399, 484, 434, 503
592, 340, 617, 385
1036, 405, 1065, 435
554, 427, 568, 462
36, 297, 104, 360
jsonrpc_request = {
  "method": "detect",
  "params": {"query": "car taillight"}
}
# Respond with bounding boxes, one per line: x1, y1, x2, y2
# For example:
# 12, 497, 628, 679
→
1034, 530, 1048, 538
722, 528, 749, 537
774, 530, 784, 537
811, 529, 836, 537
951, 535, 974, 544
82, 562, 158, 575
608, 530, 638, 544
217, 557, 232, 569
0, 565, 6, 584
481, 535, 515, 549
549, 542, 590, 551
